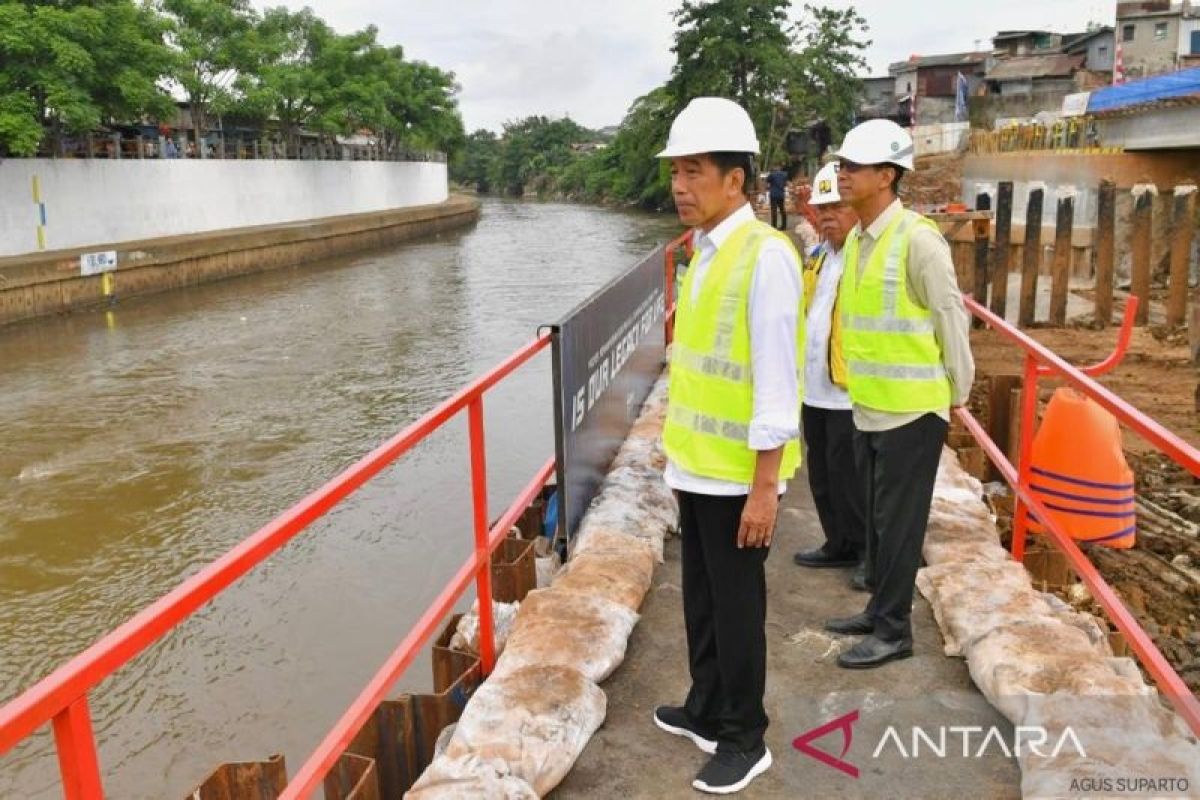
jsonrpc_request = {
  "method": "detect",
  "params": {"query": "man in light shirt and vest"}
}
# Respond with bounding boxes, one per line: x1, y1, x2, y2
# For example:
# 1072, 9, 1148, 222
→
793, 161, 869, 592
652, 97, 804, 794
823, 119, 974, 669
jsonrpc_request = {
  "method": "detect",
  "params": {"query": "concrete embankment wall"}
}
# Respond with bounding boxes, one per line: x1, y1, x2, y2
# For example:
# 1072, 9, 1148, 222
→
1, 158, 449, 257
0, 196, 479, 327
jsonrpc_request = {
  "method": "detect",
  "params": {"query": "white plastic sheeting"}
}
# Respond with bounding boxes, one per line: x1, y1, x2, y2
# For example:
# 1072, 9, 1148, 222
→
918, 448, 1200, 797
448, 599, 521, 657
406, 373, 675, 798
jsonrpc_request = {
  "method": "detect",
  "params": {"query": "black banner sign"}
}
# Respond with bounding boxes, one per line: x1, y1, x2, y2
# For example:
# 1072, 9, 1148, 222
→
550, 245, 667, 544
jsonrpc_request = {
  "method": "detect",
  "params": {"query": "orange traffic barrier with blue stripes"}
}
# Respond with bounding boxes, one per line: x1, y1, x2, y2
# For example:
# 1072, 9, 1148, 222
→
1028, 387, 1136, 548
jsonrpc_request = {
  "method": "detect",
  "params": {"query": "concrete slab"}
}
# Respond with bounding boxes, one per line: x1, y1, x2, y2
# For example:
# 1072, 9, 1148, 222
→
554, 474, 1021, 799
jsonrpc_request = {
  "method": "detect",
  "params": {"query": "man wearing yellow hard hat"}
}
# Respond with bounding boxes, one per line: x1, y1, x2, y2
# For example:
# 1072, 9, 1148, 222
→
823, 119, 974, 669
793, 161, 868, 592
653, 96, 804, 794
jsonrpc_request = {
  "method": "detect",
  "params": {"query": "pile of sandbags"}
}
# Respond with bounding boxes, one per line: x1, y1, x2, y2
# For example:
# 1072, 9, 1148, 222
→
407, 374, 676, 798
918, 448, 1200, 796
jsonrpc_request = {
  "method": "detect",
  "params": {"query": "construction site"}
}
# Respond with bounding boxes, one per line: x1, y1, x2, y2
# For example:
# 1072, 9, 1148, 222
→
904, 69, 1200, 700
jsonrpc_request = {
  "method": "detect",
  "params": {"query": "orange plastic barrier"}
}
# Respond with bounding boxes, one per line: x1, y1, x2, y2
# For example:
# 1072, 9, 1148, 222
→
1028, 388, 1136, 548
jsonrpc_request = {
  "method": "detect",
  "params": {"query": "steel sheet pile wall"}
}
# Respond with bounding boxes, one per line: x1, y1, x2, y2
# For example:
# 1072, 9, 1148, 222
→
916, 449, 1200, 797
407, 375, 676, 797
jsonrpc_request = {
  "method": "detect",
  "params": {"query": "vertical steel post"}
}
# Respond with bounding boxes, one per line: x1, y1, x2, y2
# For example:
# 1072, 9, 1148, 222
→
1011, 353, 1039, 561
52, 696, 104, 800
467, 398, 496, 674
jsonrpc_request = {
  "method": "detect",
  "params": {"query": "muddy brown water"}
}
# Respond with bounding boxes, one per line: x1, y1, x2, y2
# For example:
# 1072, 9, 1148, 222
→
0, 198, 680, 798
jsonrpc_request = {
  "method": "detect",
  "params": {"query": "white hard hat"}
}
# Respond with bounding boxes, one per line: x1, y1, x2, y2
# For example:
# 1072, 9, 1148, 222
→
834, 119, 914, 170
809, 162, 841, 205
656, 97, 759, 158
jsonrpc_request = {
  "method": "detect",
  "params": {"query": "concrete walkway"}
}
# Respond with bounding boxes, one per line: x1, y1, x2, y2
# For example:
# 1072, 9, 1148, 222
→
554, 473, 1021, 799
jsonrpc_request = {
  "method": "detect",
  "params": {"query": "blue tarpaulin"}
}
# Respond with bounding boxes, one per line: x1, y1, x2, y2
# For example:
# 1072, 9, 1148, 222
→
1087, 67, 1200, 114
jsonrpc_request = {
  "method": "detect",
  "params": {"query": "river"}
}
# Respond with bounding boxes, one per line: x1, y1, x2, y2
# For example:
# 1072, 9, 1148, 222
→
0, 198, 680, 798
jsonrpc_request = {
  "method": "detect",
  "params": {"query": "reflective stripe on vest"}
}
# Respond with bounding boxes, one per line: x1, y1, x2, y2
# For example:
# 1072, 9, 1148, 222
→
839, 209, 952, 413
663, 218, 803, 484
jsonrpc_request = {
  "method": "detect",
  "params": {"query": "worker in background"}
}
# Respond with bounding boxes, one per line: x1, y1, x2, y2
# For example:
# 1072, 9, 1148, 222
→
653, 97, 804, 794
766, 162, 789, 231
791, 177, 821, 252
823, 119, 974, 669
793, 161, 868, 592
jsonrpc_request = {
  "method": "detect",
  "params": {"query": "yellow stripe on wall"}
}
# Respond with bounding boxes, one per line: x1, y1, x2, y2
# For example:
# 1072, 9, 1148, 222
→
31, 175, 41, 204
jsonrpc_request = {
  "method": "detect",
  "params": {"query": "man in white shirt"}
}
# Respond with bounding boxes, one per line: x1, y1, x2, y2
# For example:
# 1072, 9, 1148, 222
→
792, 162, 869, 592
823, 120, 974, 670
651, 97, 804, 795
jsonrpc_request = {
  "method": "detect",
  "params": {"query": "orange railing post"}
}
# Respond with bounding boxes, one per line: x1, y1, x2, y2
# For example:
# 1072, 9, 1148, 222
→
1011, 352, 1039, 561
51, 696, 103, 800
467, 397, 497, 675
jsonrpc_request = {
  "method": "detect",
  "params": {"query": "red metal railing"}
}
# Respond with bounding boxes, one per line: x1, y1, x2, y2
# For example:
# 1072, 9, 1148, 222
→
0, 331, 554, 799
958, 295, 1200, 736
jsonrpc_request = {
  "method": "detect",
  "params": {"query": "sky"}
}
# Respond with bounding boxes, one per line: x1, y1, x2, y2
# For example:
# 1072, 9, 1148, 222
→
254, 1, 1113, 133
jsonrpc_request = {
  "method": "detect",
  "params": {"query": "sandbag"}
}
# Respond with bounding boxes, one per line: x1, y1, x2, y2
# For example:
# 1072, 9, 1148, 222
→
922, 536, 1010, 567
497, 588, 639, 683
426, 664, 606, 797
552, 551, 653, 611
405, 752, 540, 799
967, 621, 1128, 721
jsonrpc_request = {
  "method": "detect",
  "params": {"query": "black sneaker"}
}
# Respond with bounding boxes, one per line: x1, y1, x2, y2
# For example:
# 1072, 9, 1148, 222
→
692, 745, 772, 794
653, 705, 717, 754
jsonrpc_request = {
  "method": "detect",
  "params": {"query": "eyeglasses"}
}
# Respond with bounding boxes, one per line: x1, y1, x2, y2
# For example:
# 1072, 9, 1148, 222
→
837, 160, 874, 174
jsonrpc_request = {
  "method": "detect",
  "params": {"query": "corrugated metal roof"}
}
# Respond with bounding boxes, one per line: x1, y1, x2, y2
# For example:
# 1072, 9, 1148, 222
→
1087, 67, 1200, 115
993, 30, 1054, 41
888, 51, 990, 73
1063, 27, 1115, 51
986, 54, 1085, 81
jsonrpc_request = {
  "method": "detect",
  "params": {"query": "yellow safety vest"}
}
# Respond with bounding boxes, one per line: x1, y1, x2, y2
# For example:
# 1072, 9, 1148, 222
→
664, 219, 803, 484
839, 209, 952, 413
802, 248, 848, 387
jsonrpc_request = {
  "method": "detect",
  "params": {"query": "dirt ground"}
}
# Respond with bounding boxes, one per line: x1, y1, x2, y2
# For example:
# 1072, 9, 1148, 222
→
902, 153, 966, 210
965, 321, 1200, 694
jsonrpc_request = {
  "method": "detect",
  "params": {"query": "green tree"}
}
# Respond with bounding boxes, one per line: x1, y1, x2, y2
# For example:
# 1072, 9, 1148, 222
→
0, 0, 174, 155
453, 128, 499, 192
780, 4, 869, 161
235, 5, 330, 150
491, 115, 593, 196
380, 58, 464, 156
160, 0, 258, 137
666, 0, 794, 144
603, 86, 677, 207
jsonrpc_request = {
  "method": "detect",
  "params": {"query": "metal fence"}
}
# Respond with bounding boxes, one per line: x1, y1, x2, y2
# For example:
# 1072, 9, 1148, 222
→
30, 132, 445, 163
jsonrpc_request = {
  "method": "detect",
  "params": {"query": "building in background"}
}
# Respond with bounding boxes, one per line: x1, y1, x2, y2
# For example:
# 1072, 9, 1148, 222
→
1116, 1, 1200, 78
1064, 26, 1118, 72
889, 51, 990, 125
857, 76, 898, 121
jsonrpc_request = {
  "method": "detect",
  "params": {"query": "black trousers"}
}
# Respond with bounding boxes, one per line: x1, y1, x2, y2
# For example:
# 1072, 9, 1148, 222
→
769, 197, 787, 231
853, 413, 948, 642
802, 404, 866, 560
677, 490, 769, 753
